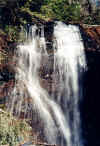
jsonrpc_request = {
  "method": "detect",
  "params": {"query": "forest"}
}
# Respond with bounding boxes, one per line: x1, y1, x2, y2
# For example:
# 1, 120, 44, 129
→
0, 0, 100, 41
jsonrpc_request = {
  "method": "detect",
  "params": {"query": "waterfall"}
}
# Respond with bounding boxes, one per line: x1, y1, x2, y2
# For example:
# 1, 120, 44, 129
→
7, 22, 86, 146
53, 22, 86, 146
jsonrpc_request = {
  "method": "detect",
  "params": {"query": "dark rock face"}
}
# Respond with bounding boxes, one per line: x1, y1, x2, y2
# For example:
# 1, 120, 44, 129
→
78, 26, 100, 146
0, 66, 15, 104
0, 34, 15, 102
84, 54, 100, 146
80, 25, 100, 52
80, 50, 100, 146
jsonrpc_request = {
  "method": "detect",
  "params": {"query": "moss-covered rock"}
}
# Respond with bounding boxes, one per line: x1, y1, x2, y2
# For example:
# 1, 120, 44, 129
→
0, 109, 32, 146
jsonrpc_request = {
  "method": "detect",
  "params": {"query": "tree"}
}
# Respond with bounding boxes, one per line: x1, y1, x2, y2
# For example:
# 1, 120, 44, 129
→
41, 0, 81, 22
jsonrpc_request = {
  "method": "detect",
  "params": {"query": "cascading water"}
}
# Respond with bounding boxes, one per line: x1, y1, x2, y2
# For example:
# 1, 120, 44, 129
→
7, 22, 86, 146
52, 22, 86, 146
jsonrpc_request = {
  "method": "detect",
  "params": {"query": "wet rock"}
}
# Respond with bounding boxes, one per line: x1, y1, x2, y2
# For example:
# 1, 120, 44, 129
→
80, 25, 100, 52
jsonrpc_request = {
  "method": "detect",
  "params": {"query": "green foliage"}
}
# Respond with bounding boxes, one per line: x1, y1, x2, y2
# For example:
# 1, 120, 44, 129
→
41, 0, 81, 21
4, 25, 19, 42
0, 110, 32, 146
0, 0, 100, 42
0, 0, 82, 28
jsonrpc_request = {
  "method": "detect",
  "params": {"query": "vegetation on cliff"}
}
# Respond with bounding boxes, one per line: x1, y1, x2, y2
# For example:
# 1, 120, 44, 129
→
0, 0, 100, 41
0, 109, 32, 146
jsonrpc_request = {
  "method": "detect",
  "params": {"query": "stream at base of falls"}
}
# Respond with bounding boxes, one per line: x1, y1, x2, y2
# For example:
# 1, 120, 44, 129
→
7, 21, 86, 146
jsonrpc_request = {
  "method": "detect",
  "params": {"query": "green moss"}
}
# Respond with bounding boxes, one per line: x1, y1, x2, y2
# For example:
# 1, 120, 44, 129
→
0, 0, 100, 43
0, 110, 32, 146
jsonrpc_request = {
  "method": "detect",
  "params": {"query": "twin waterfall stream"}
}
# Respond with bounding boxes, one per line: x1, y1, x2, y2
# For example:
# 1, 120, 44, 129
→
8, 22, 86, 146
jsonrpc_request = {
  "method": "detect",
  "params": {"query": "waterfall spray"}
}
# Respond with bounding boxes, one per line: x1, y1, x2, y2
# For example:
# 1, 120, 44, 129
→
7, 22, 86, 146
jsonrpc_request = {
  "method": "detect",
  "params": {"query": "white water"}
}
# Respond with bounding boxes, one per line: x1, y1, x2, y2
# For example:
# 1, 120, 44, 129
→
8, 22, 86, 146
53, 22, 86, 146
